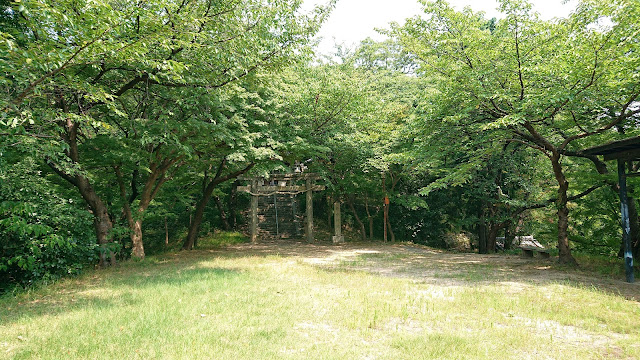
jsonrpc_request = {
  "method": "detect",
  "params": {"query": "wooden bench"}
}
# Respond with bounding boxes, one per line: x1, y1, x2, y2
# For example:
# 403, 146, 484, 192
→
520, 246, 550, 258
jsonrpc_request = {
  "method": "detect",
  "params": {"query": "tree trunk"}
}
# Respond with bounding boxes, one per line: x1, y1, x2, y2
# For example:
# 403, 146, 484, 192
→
131, 219, 144, 259
115, 166, 139, 259
57, 165, 121, 266
478, 220, 488, 254
551, 154, 577, 265
514, 214, 526, 237
50, 120, 115, 266
76, 176, 116, 267
522, 122, 576, 264
347, 197, 367, 241
487, 223, 500, 253
386, 214, 395, 242
305, 178, 314, 242
364, 196, 375, 240
184, 187, 214, 250
386, 173, 399, 243
92, 198, 116, 267
183, 161, 254, 250
504, 221, 513, 250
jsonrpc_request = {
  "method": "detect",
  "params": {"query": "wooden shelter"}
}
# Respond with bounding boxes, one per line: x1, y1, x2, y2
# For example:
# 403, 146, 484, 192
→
581, 136, 640, 283
237, 173, 325, 242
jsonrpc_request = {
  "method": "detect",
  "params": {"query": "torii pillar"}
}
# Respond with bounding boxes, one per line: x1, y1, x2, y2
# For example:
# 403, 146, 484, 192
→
239, 174, 324, 243
332, 201, 344, 243
305, 178, 314, 242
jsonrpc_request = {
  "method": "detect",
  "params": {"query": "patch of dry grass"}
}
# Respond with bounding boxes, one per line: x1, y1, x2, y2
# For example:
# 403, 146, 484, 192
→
1, 239, 639, 359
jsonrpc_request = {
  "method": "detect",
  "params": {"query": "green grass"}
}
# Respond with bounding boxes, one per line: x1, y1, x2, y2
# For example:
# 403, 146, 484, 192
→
1, 238, 639, 359
574, 252, 640, 279
196, 230, 249, 248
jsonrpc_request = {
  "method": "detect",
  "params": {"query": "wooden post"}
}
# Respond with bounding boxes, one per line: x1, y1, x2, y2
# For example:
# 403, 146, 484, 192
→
250, 179, 258, 243
306, 178, 314, 242
332, 200, 344, 243
618, 159, 635, 283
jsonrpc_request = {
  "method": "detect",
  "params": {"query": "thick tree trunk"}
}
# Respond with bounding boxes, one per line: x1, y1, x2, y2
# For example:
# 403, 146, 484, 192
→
76, 176, 116, 266
551, 155, 577, 265
487, 223, 500, 253
91, 198, 116, 267
346, 197, 367, 241
131, 219, 144, 258
51, 121, 116, 266
522, 122, 576, 264
128, 153, 185, 259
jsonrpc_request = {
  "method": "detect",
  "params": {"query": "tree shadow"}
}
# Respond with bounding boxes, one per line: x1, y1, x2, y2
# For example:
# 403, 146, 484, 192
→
0, 266, 242, 327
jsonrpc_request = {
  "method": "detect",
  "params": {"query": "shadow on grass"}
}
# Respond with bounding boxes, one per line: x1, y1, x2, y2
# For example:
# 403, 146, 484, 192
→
0, 265, 242, 327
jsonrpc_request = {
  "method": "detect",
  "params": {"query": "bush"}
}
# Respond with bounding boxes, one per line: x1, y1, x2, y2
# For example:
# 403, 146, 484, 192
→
443, 232, 473, 251
0, 158, 98, 293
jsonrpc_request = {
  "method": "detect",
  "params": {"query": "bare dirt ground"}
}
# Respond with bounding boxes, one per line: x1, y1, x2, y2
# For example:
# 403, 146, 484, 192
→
221, 239, 640, 302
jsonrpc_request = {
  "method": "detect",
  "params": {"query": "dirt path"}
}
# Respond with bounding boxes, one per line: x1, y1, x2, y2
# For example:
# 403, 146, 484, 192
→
222, 239, 640, 302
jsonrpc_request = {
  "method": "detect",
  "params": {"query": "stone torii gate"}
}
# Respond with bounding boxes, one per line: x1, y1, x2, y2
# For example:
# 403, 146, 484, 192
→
237, 173, 326, 243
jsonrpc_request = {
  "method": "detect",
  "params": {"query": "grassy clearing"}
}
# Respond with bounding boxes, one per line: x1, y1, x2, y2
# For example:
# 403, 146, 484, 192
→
1, 239, 639, 359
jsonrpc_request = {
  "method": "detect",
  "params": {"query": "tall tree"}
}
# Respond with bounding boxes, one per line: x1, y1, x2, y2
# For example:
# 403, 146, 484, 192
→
393, 0, 640, 264
2, 0, 332, 261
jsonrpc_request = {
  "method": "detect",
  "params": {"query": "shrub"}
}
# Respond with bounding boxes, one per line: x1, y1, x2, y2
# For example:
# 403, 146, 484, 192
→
0, 158, 98, 293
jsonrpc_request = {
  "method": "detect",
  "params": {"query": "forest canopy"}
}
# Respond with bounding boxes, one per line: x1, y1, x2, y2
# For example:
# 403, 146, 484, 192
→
1, 0, 639, 290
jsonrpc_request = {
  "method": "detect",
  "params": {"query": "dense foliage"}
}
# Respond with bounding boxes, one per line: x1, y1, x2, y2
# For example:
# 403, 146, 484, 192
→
2, 0, 639, 290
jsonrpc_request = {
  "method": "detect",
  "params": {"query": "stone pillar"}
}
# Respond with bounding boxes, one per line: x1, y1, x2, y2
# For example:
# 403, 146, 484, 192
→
306, 178, 314, 242
250, 179, 258, 243
292, 195, 300, 237
332, 200, 344, 243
